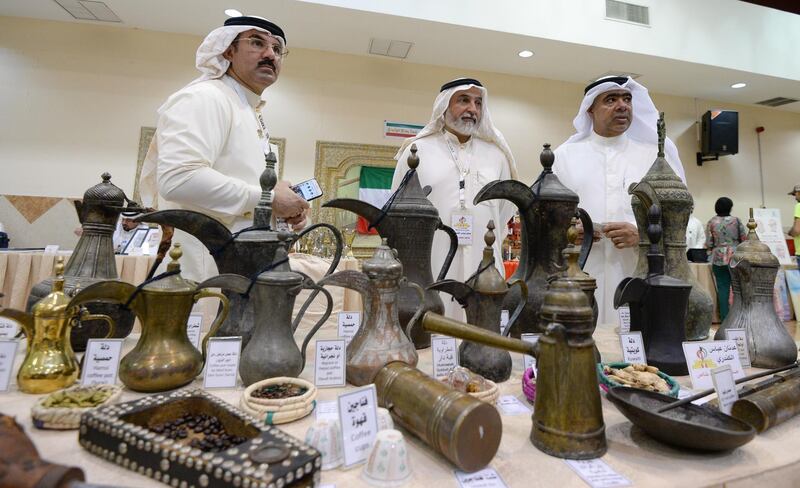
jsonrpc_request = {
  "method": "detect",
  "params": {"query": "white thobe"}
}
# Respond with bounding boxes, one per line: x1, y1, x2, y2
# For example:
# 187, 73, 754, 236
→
686, 216, 706, 249
140, 75, 279, 281
553, 131, 684, 326
393, 130, 516, 321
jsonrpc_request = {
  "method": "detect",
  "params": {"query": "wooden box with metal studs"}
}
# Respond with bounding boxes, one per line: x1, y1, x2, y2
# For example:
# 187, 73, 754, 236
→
78, 389, 321, 488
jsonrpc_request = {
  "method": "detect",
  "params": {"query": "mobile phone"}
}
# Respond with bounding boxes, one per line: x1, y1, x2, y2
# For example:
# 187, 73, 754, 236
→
292, 178, 323, 201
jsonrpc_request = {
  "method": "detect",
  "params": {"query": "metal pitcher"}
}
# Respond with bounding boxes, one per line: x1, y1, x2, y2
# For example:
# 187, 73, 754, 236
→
629, 113, 713, 340
474, 144, 593, 337
1, 257, 114, 394
68, 243, 229, 392
27, 173, 140, 352
420, 279, 607, 460
323, 145, 458, 349
317, 238, 422, 386
136, 152, 342, 348
428, 221, 527, 382
614, 204, 691, 376
714, 212, 797, 368
200, 232, 334, 386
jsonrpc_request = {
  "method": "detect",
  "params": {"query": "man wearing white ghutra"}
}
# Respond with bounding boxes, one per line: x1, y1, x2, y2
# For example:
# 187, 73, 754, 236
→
392, 78, 518, 321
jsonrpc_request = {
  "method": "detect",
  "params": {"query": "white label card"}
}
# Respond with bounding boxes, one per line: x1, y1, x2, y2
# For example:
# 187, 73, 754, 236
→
320, 485, 335, 488
520, 333, 540, 373
565, 459, 632, 488
338, 385, 379, 468
0, 317, 19, 339
186, 313, 203, 350
711, 365, 739, 415
43, 245, 59, 254
499, 310, 510, 336
682, 340, 745, 390
496, 395, 532, 416
81, 339, 123, 386
617, 306, 631, 334
725, 328, 751, 369
451, 210, 474, 246
203, 337, 241, 388
620, 331, 646, 365
315, 400, 339, 422
337, 312, 361, 345
314, 339, 346, 387
455, 467, 509, 488
0, 340, 19, 392
432, 334, 459, 378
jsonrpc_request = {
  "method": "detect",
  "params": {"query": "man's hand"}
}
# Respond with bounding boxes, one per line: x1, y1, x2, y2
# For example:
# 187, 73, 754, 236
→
286, 208, 309, 231
574, 221, 601, 244
272, 180, 309, 222
603, 222, 639, 249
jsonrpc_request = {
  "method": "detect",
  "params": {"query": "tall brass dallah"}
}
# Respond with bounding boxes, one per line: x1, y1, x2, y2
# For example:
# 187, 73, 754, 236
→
1, 258, 114, 394
629, 113, 713, 340
428, 221, 528, 382
714, 212, 797, 367
68, 244, 229, 392
324, 145, 458, 349
420, 279, 607, 460
317, 238, 422, 385
27, 173, 139, 351
474, 144, 593, 337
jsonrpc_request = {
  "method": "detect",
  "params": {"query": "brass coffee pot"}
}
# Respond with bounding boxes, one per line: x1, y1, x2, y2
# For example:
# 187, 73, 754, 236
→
474, 144, 593, 337
136, 152, 342, 348
27, 173, 140, 352
714, 212, 797, 368
317, 238, 423, 386
420, 278, 606, 460
1, 258, 114, 394
428, 221, 528, 382
68, 244, 229, 392
323, 145, 458, 349
201, 232, 334, 386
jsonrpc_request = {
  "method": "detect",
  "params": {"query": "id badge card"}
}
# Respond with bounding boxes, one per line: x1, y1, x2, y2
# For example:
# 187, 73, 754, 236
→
451, 208, 474, 246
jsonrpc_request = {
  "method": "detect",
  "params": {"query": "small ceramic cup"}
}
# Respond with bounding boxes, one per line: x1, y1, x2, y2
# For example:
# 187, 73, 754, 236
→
377, 407, 394, 431
304, 419, 344, 470
361, 429, 412, 487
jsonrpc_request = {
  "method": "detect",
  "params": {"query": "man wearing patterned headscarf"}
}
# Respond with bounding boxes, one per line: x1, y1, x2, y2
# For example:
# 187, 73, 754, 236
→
553, 76, 687, 325
140, 16, 308, 280
392, 78, 518, 320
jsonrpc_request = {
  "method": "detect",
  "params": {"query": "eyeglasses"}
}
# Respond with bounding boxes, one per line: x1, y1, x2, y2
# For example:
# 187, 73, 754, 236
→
234, 37, 289, 59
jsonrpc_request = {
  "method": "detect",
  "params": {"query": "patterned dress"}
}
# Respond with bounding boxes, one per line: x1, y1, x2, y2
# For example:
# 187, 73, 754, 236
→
705, 216, 747, 266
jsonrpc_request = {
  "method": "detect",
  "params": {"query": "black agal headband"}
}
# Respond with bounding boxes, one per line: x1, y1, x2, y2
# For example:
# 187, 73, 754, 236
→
224, 16, 286, 44
440, 78, 483, 92
583, 76, 628, 95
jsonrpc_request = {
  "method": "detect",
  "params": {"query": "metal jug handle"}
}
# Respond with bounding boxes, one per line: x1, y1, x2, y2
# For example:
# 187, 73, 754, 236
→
502, 279, 529, 337
435, 221, 459, 281
79, 308, 116, 339
294, 274, 334, 372
291, 223, 343, 332
193, 288, 230, 364
576, 208, 594, 270
402, 279, 427, 340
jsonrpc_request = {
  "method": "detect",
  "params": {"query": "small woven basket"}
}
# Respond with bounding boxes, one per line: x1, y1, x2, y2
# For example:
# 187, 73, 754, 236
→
522, 367, 536, 404
31, 384, 122, 430
469, 379, 499, 405
240, 377, 318, 425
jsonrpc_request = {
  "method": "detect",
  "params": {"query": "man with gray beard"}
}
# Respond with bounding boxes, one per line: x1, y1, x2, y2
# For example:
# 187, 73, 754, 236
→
391, 78, 519, 320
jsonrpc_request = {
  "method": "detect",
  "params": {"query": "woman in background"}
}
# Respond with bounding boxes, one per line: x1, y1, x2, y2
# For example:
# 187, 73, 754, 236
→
705, 197, 747, 321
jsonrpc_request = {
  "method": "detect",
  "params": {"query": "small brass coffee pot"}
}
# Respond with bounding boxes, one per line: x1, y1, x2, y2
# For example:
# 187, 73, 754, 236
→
318, 238, 423, 386
201, 232, 334, 386
428, 221, 528, 382
69, 244, 229, 392
0, 258, 114, 394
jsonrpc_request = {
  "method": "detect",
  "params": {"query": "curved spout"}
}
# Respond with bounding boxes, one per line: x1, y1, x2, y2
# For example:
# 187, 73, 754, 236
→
427, 280, 473, 307
323, 198, 384, 233
198, 274, 251, 296
68, 280, 143, 317
473, 180, 535, 210
0, 309, 34, 342
135, 209, 232, 255
317, 270, 378, 302
613, 277, 648, 309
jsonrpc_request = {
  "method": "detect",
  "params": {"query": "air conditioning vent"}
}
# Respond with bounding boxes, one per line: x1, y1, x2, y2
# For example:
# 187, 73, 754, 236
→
369, 38, 413, 59
755, 97, 798, 107
54, 0, 121, 22
606, 0, 650, 26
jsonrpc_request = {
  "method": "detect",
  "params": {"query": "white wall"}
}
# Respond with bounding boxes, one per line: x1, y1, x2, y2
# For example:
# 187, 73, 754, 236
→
1, 16, 798, 242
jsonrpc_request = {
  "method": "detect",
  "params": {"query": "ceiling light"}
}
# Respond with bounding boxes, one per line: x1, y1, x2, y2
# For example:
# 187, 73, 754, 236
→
518, 50, 534, 58
225, 8, 242, 17
731, 82, 747, 89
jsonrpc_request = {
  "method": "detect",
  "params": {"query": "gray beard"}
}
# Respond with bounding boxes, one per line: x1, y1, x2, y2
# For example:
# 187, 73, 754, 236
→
444, 111, 477, 137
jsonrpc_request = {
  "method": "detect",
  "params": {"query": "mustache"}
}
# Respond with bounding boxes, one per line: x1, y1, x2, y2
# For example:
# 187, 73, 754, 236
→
258, 59, 276, 70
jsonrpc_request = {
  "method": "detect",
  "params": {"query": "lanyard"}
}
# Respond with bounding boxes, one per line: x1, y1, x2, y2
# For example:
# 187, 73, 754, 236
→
443, 131, 470, 209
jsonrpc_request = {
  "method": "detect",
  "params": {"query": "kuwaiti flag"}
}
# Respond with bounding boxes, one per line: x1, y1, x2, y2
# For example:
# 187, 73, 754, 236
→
357, 166, 395, 234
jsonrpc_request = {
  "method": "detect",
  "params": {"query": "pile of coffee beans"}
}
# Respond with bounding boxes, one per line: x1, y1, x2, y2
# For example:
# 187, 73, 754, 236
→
149, 413, 248, 452
250, 383, 307, 399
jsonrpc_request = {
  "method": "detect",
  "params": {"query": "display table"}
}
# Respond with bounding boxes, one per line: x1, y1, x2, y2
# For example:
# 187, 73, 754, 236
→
2, 323, 800, 488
